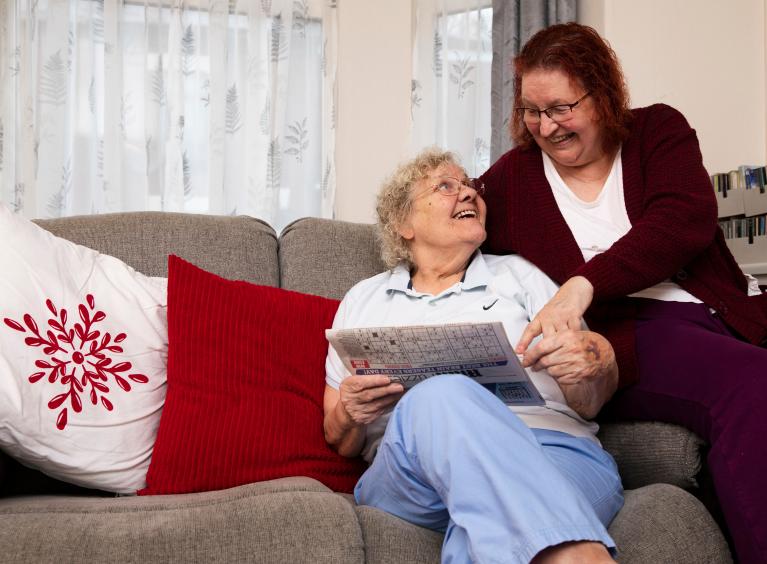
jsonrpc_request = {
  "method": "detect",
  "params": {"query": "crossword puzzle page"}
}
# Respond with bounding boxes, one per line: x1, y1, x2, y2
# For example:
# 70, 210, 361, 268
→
326, 322, 544, 406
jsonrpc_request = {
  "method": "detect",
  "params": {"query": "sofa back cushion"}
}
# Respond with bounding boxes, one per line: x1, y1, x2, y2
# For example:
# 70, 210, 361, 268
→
36, 212, 279, 286
279, 218, 387, 299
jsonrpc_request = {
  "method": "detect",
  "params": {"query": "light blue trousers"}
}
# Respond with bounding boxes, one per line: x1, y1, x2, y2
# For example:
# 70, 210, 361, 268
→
354, 375, 624, 564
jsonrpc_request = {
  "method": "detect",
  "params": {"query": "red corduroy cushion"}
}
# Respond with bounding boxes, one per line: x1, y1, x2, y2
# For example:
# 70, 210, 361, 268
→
139, 255, 366, 495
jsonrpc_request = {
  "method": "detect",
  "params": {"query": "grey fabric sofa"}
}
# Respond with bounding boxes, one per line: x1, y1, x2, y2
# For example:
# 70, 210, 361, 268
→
0, 212, 732, 563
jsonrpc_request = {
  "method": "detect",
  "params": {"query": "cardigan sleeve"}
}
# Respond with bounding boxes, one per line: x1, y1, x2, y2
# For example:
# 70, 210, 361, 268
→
480, 151, 515, 254
574, 104, 719, 300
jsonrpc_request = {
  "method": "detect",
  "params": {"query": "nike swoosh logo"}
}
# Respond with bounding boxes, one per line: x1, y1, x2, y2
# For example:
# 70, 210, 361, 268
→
482, 299, 499, 311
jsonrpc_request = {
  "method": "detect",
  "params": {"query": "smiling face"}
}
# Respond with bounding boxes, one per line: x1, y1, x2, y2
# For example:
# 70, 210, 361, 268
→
520, 68, 606, 171
398, 162, 487, 261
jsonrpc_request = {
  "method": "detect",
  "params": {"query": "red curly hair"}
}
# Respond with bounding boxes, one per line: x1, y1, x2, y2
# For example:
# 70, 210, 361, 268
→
511, 23, 633, 153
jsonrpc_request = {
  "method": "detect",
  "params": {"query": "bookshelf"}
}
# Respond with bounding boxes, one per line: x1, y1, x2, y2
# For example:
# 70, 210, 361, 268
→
713, 166, 767, 286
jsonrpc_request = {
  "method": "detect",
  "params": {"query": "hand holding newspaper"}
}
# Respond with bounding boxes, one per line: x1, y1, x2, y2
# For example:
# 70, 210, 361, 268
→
326, 321, 544, 406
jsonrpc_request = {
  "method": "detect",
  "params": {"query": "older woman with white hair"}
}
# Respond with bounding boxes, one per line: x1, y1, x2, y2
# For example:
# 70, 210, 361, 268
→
323, 148, 624, 564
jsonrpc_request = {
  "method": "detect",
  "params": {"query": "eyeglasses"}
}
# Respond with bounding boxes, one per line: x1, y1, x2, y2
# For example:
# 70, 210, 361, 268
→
429, 177, 485, 197
515, 92, 590, 124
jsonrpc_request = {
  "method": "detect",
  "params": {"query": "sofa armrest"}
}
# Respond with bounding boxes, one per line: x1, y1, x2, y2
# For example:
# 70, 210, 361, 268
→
609, 484, 732, 563
598, 421, 704, 490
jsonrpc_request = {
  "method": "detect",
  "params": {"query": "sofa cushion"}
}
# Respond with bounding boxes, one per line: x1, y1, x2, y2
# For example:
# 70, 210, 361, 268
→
0, 478, 365, 564
609, 484, 732, 563
354, 484, 731, 564
140, 256, 366, 496
279, 217, 386, 299
597, 421, 704, 490
355, 504, 442, 564
0, 204, 167, 493
37, 211, 279, 286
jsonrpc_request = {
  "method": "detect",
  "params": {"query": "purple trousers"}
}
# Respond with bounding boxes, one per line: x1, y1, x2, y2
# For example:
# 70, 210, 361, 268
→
607, 298, 767, 564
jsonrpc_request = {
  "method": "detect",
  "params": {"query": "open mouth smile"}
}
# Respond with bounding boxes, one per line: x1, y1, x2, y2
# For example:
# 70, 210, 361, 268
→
549, 132, 576, 144
453, 210, 477, 219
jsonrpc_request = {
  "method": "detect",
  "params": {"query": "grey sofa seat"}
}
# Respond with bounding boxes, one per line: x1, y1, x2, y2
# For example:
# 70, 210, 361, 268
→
0, 212, 731, 563
356, 484, 731, 564
0, 477, 364, 564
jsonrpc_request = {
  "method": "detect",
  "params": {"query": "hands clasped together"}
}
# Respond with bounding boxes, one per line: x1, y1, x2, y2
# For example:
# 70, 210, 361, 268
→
516, 275, 595, 353
515, 275, 617, 418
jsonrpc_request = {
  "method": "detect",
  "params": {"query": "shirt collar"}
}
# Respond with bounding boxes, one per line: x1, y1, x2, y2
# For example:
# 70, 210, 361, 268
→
386, 251, 492, 296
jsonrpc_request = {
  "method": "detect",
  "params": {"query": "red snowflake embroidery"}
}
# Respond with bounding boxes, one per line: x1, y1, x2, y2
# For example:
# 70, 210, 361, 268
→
3, 294, 148, 430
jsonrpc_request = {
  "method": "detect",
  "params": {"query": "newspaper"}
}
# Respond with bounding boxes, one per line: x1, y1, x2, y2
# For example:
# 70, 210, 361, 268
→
326, 321, 544, 406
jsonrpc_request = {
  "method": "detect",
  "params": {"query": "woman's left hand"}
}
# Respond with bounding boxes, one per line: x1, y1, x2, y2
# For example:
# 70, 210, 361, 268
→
520, 329, 610, 381
515, 276, 594, 354
520, 329, 618, 419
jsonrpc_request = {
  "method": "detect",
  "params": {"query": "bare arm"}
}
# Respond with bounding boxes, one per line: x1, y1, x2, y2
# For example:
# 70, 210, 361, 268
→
520, 330, 618, 419
323, 375, 404, 458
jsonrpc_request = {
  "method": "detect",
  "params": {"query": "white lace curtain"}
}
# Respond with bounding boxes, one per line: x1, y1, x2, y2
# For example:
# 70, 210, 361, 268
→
411, 0, 492, 177
411, 0, 576, 173
0, 0, 337, 231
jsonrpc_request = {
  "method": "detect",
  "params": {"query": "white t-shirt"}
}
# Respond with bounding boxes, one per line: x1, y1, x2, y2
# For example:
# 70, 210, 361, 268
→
325, 251, 600, 463
542, 151, 702, 303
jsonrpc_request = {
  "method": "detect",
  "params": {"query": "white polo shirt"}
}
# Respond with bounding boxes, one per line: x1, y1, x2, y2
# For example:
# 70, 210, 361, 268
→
325, 251, 600, 463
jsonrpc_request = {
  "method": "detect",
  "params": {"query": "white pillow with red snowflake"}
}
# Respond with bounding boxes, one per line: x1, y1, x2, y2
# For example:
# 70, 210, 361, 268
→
0, 203, 167, 493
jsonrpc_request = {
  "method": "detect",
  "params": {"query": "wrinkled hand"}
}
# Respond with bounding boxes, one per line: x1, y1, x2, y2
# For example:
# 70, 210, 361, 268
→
516, 276, 594, 354
521, 330, 614, 384
338, 375, 404, 427
520, 330, 617, 419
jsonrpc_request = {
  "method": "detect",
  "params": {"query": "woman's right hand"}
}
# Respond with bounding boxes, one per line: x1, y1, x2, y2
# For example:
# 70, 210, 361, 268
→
324, 376, 403, 458
516, 275, 595, 354
337, 375, 405, 426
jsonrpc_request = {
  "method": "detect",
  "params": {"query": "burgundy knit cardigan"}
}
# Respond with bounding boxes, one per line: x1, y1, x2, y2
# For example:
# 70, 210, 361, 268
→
481, 103, 767, 387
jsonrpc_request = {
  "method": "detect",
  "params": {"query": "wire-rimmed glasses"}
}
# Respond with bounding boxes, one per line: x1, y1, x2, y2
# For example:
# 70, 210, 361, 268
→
429, 177, 486, 197
515, 92, 590, 124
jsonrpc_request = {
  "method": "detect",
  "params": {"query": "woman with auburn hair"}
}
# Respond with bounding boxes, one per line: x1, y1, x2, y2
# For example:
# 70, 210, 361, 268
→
481, 22, 767, 563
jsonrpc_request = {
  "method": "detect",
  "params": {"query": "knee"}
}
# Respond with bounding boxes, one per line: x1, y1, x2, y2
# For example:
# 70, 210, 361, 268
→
394, 374, 494, 426
400, 374, 478, 409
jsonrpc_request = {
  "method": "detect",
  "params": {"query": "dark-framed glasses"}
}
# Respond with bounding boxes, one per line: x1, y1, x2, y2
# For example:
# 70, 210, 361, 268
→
515, 92, 590, 124
431, 177, 485, 197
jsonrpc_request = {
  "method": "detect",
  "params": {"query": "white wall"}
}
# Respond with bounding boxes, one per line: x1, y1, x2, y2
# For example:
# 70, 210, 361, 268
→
580, 0, 766, 175
335, 0, 412, 224
335, 1, 767, 224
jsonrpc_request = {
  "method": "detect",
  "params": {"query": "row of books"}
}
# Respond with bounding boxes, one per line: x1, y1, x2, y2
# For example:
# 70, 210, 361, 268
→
719, 214, 767, 240
713, 163, 767, 224
714, 165, 767, 272
711, 165, 767, 196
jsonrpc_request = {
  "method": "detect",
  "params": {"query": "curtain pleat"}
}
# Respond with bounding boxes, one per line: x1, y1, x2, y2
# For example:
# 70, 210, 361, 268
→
490, 0, 575, 162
